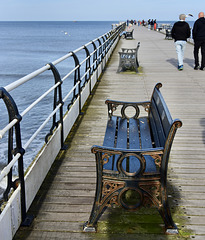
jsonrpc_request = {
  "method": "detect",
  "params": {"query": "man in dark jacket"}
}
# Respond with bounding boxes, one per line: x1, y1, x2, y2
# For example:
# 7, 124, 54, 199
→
193, 12, 205, 70
171, 14, 191, 70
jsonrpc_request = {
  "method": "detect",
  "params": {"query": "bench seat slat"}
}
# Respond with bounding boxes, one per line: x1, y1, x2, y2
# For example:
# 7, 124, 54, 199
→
139, 117, 156, 172
129, 118, 140, 174
103, 116, 117, 170
103, 116, 117, 147
139, 117, 152, 148
129, 118, 140, 149
114, 118, 128, 171
116, 118, 128, 148
128, 117, 156, 174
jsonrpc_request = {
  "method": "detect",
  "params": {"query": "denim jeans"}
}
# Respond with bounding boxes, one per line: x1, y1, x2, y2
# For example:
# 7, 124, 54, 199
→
175, 40, 186, 66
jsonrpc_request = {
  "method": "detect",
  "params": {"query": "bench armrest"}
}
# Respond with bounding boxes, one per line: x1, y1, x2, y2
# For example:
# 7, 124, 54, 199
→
91, 145, 164, 174
91, 145, 164, 155
105, 99, 150, 119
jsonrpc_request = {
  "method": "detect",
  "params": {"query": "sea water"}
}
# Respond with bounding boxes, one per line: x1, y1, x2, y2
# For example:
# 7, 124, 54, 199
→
0, 21, 118, 172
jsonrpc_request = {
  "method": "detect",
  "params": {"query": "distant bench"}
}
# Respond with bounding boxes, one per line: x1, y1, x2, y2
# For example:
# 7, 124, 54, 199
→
83, 83, 182, 234
117, 42, 140, 73
165, 29, 172, 39
122, 29, 134, 39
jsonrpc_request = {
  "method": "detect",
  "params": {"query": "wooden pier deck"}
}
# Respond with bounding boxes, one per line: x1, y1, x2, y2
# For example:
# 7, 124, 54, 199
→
14, 25, 205, 240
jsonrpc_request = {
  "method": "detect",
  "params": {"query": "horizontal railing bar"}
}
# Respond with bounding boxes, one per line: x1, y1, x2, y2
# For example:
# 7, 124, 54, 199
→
53, 32, 111, 66
54, 28, 114, 63
0, 82, 61, 139
1, 64, 82, 139
0, 153, 21, 182
81, 69, 91, 82
0, 119, 18, 139
4, 30, 114, 93
21, 82, 61, 118
61, 65, 80, 82
63, 81, 80, 103
5, 65, 50, 92
79, 55, 90, 66
52, 52, 73, 65
82, 31, 110, 48
0, 107, 61, 181
24, 103, 62, 151
1, 102, 64, 180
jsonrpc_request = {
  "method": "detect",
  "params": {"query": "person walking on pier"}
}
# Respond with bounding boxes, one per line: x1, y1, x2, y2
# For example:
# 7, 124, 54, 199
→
193, 12, 205, 70
171, 14, 191, 70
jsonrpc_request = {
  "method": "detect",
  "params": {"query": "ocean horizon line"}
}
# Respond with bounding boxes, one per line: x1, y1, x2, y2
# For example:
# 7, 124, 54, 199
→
0, 19, 194, 22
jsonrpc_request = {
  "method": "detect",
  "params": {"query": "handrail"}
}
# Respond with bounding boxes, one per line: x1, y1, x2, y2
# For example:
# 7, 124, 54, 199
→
4, 28, 118, 93
0, 22, 126, 227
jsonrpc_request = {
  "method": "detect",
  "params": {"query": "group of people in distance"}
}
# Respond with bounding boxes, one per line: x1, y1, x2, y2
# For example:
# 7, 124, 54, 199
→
171, 12, 205, 71
147, 19, 157, 30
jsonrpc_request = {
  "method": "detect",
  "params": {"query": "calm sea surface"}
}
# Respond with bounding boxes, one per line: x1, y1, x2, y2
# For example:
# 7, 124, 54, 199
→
0, 20, 194, 173
0, 21, 118, 172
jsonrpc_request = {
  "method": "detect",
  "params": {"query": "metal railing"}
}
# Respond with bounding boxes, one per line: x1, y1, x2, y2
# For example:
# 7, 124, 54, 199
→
0, 22, 125, 227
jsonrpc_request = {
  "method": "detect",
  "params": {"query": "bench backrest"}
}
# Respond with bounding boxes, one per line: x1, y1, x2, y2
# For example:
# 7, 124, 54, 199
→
149, 83, 173, 148
118, 52, 136, 59
121, 42, 140, 53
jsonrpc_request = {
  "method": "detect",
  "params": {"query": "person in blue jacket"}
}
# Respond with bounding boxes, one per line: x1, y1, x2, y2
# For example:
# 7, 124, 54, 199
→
171, 14, 191, 70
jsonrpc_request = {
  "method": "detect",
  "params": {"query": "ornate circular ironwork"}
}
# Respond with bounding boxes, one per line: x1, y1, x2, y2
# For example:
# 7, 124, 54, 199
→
102, 153, 111, 165
119, 188, 143, 210
117, 153, 146, 177
121, 104, 140, 119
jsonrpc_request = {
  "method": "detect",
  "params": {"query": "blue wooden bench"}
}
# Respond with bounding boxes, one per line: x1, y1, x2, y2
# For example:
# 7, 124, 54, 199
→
83, 83, 182, 234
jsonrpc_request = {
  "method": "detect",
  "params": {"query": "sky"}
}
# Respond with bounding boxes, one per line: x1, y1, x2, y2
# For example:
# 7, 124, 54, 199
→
0, 0, 204, 22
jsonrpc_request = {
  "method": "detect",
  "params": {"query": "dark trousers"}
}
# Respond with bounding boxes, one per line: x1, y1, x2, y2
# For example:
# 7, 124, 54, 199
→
194, 40, 205, 67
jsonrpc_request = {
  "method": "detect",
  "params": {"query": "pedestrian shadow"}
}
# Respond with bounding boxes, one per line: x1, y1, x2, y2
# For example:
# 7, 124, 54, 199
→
166, 58, 194, 68
200, 118, 205, 145
166, 58, 178, 68
183, 58, 194, 68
